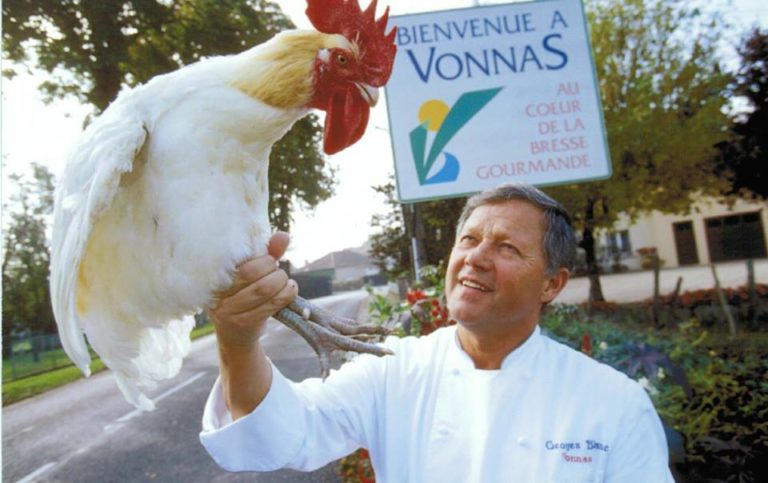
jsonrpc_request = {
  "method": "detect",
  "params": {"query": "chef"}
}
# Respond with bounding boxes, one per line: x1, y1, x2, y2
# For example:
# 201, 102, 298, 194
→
200, 183, 673, 482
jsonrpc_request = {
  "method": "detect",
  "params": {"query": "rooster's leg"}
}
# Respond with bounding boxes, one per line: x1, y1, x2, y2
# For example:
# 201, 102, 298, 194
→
274, 296, 393, 378
289, 298, 390, 336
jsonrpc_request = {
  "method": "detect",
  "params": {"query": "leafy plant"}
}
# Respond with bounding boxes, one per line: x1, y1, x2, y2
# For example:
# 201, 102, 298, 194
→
542, 307, 768, 482
614, 342, 691, 397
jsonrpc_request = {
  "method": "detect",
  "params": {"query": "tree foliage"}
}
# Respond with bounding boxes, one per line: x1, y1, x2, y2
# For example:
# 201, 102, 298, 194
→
716, 28, 768, 199
545, 0, 733, 301
369, 183, 411, 281
369, 181, 464, 282
2, 164, 57, 356
369, 0, 733, 296
2, 0, 334, 231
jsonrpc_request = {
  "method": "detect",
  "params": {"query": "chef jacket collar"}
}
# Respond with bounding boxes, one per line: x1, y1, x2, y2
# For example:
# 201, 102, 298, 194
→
446, 324, 542, 380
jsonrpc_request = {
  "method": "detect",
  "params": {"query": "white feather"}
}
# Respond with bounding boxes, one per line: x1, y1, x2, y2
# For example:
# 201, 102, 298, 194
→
50, 42, 309, 410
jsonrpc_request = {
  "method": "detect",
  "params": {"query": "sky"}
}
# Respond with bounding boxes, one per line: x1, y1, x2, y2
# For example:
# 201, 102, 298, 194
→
1, 0, 767, 268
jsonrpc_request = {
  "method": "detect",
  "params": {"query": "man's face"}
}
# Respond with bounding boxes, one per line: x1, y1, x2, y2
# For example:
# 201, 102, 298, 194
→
445, 200, 564, 336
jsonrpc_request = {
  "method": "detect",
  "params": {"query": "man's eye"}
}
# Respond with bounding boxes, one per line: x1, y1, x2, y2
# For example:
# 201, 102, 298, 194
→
500, 243, 520, 255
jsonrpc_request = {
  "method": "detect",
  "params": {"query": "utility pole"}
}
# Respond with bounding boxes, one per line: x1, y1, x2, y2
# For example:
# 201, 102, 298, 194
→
405, 203, 426, 283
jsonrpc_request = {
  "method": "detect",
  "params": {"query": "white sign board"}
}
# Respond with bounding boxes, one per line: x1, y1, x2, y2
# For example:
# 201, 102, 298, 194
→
384, 0, 611, 202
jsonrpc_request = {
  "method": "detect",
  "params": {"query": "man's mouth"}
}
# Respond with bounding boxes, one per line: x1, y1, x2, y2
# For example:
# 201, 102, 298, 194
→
459, 278, 492, 292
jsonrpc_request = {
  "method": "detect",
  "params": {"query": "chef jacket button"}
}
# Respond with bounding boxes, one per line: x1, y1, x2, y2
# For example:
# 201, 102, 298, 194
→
451, 368, 460, 376
517, 436, 528, 447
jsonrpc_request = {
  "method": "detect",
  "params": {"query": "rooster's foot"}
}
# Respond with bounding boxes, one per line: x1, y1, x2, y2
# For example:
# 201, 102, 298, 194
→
274, 296, 393, 378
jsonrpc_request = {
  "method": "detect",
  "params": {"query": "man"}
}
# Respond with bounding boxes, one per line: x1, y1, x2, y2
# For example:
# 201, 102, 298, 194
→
200, 183, 673, 482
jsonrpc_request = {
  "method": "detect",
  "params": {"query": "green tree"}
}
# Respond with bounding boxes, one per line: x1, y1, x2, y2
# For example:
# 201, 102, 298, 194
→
2, 164, 57, 358
546, 0, 732, 301
2, 0, 333, 231
369, 181, 465, 282
369, 183, 411, 281
716, 28, 768, 199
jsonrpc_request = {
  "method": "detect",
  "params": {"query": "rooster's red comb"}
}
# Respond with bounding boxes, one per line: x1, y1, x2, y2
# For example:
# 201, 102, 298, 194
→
306, 0, 397, 87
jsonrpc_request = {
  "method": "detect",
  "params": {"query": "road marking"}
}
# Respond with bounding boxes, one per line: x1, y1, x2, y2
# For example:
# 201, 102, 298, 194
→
105, 371, 206, 431
9, 424, 36, 439
17, 461, 56, 483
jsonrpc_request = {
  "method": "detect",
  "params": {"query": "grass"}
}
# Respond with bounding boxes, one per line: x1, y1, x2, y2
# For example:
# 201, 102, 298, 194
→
3, 347, 78, 381
2, 359, 108, 406
2, 323, 217, 407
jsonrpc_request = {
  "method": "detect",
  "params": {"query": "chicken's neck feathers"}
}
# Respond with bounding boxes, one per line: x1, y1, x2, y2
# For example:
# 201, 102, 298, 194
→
228, 30, 347, 109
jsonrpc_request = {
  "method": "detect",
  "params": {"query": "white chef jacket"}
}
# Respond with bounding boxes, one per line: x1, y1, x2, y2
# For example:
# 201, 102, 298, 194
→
200, 325, 674, 482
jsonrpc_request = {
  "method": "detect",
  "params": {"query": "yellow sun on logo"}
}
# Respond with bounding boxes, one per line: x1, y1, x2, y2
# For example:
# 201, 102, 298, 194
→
418, 99, 450, 132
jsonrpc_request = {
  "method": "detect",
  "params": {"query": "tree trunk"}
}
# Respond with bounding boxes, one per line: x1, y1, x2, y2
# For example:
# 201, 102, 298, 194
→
81, 1, 128, 111
580, 200, 605, 303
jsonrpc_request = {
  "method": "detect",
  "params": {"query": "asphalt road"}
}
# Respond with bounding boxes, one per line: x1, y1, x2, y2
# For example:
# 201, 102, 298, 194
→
2, 290, 371, 483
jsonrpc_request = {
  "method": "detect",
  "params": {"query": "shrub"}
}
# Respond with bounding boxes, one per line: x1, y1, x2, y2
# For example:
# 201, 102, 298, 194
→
543, 307, 768, 482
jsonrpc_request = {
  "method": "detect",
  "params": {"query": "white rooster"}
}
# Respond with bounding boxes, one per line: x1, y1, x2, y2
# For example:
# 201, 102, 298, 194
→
50, 0, 396, 410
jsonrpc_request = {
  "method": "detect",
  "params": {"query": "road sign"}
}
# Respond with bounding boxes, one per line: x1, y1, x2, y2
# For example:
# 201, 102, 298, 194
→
385, 0, 611, 202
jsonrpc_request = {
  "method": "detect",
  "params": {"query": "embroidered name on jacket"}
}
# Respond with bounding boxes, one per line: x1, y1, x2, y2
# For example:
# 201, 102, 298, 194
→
545, 439, 610, 463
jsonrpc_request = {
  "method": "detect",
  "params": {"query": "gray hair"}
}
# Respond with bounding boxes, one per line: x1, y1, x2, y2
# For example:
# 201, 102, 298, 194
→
456, 183, 577, 275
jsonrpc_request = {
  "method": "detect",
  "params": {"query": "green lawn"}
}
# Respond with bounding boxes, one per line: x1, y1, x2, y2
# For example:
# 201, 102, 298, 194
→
2, 359, 108, 406
2, 323, 216, 406
3, 348, 80, 381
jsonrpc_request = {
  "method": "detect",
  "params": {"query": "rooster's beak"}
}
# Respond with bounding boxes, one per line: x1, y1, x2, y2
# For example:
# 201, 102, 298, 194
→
355, 83, 379, 107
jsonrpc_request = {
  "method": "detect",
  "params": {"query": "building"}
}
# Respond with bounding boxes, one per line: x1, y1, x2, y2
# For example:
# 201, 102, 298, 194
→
599, 197, 767, 270
294, 244, 385, 294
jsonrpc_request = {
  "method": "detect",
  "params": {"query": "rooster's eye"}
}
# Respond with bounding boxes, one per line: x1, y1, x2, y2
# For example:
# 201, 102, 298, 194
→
336, 53, 348, 65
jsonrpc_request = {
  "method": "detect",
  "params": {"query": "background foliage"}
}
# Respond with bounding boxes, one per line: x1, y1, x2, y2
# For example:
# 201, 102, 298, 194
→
1, 0, 340, 347
543, 306, 768, 482
2, 0, 334, 232
715, 27, 768, 200
369, 0, 747, 298
2, 164, 56, 358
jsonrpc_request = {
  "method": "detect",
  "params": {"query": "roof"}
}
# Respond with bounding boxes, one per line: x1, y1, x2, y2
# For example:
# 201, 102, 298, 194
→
297, 246, 372, 272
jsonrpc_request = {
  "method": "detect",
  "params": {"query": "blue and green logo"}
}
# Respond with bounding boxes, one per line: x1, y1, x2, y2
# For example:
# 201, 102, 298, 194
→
409, 87, 503, 185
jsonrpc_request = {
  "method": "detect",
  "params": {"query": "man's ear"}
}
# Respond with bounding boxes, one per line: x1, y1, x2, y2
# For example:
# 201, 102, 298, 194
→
541, 268, 570, 304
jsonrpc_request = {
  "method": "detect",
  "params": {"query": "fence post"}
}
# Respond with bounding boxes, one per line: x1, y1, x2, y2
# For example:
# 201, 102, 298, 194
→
710, 263, 737, 338
652, 252, 661, 327
747, 258, 757, 327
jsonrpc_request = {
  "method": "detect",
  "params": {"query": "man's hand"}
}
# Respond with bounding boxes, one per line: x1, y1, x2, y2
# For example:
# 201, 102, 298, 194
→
210, 232, 298, 350
209, 232, 298, 419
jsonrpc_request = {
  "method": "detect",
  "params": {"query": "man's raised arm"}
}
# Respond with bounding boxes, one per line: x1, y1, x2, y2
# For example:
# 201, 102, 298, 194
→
208, 232, 298, 420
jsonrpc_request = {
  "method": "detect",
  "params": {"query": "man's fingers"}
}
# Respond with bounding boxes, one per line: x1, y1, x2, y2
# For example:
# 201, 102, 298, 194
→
216, 256, 279, 300
268, 232, 290, 260
215, 233, 290, 300
225, 279, 298, 326
220, 270, 289, 316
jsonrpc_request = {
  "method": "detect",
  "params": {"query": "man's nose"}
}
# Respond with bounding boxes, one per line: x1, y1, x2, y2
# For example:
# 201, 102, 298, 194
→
464, 241, 492, 270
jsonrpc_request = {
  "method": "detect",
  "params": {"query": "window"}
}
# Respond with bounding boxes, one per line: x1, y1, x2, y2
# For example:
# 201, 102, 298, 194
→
606, 230, 632, 256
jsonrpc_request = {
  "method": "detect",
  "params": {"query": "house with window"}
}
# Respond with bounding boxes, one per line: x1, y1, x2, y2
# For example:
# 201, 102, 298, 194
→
598, 197, 767, 271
